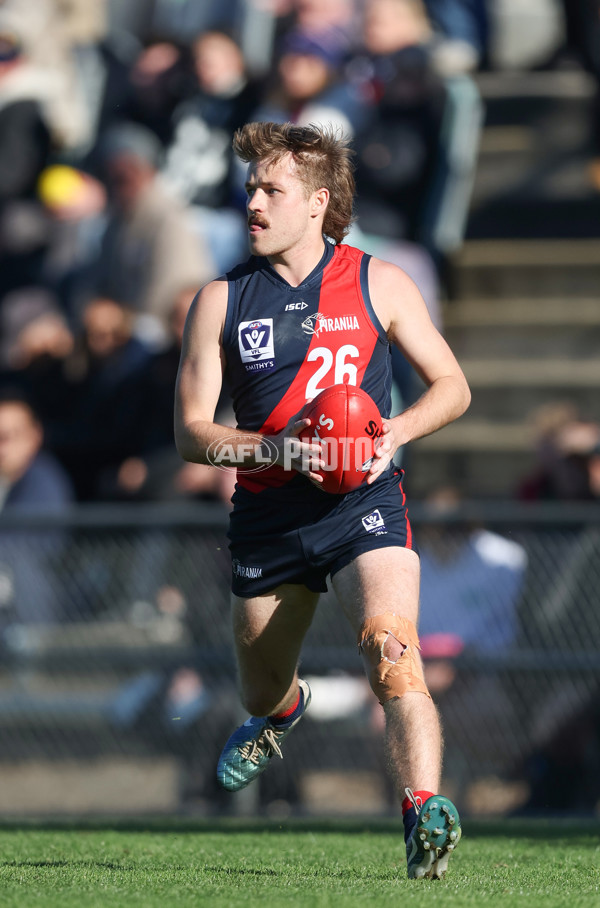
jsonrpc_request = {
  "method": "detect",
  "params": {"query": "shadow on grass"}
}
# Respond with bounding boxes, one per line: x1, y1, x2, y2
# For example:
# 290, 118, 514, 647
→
0, 816, 598, 840
0, 859, 134, 870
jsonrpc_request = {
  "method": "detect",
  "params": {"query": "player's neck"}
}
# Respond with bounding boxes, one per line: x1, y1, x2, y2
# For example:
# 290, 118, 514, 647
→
267, 237, 328, 288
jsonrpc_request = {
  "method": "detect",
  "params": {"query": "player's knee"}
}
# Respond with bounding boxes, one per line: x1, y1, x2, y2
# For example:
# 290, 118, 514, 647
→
357, 612, 431, 705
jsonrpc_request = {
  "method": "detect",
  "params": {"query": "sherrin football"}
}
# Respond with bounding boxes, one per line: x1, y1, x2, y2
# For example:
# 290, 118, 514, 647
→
300, 384, 383, 494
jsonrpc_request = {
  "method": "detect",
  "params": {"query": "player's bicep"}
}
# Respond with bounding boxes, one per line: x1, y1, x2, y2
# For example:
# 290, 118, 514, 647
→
175, 280, 228, 428
393, 309, 462, 388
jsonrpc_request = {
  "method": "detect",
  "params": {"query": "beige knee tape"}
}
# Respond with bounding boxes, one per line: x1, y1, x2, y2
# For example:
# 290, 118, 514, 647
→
358, 612, 431, 704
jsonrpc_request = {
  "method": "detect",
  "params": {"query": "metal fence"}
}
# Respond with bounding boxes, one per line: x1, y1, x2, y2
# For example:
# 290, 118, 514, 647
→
0, 501, 599, 818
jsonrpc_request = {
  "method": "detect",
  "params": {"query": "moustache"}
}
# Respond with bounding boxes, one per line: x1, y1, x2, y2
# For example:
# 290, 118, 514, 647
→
248, 218, 269, 229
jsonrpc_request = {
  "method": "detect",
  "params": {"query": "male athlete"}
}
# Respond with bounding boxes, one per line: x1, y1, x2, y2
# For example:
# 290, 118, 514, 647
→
174, 122, 470, 879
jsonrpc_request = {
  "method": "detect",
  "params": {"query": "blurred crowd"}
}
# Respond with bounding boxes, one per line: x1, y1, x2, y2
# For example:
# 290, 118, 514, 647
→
0, 0, 598, 513
0, 0, 492, 509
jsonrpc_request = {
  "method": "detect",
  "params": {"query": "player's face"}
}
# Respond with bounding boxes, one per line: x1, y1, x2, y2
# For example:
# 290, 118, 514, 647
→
245, 154, 315, 259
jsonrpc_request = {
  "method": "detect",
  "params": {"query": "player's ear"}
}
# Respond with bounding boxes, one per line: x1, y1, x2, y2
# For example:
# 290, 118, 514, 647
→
310, 187, 329, 218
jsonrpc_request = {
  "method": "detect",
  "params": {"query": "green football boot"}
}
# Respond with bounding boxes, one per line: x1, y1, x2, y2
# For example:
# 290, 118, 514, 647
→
217, 679, 311, 792
405, 790, 461, 879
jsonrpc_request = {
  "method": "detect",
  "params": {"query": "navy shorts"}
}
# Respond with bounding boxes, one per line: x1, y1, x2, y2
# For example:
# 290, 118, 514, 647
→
227, 468, 417, 598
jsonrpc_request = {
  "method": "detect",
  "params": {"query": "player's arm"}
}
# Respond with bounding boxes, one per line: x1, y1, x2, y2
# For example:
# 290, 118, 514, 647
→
174, 279, 236, 464
174, 280, 324, 477
368, 257, 471, 479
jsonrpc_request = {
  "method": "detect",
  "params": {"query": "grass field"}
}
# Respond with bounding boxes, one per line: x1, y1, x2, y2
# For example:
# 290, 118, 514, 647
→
0, 817, 598, 907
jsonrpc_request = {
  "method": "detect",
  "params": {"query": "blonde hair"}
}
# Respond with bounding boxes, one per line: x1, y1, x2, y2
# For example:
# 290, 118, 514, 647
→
233, 121, 355, 244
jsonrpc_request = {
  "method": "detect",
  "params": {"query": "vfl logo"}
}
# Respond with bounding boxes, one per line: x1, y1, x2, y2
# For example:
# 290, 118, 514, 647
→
361, 509, 387, 534
238, 318, 275, 373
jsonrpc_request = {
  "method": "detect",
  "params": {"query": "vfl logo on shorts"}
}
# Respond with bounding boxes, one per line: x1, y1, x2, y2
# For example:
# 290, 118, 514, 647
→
238, 319, 275, 373
361, 509, 387, 535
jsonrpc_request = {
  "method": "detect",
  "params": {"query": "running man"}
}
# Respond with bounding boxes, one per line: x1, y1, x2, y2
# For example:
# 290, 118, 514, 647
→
174, 121, 470, 879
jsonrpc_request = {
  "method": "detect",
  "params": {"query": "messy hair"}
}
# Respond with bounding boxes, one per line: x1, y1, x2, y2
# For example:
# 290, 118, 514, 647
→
233, 121, 355, 244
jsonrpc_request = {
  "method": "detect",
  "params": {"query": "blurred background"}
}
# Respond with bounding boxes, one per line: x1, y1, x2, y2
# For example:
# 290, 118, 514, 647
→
0, 0, 599, 820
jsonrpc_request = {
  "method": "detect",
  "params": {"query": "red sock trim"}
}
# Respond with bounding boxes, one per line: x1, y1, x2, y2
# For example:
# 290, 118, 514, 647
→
272, 689, 300, 720
401, 790, 435, 815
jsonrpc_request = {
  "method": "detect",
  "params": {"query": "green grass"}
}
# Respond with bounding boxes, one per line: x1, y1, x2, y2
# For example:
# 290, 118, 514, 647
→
0, 817, 598, 907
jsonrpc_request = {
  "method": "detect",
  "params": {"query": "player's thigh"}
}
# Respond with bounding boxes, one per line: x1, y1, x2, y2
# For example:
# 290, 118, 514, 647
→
232, 583, 320, 688
331, 546, 420, 633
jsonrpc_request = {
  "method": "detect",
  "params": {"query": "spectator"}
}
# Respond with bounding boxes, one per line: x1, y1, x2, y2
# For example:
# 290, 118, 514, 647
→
518, 401, 600, 502
124, 40, 195, 145
108, 285, 236, 507
416, 485, 528, 789
95, 121, 215, 346
344, 0, 448, 407
49, 296, 152, 501
0, 0, 99, 153
0, 30, 51, 205
0, 391, 74, 625
423, 0, 489, 75
0, 28, 53, 297
253, 28, 368, 138
351, 0, 447, 245
0, 391, 74, 512
274, 0, 361, 59
36, 163, 108, 319
146, 0, 244, 46
97, 287, 235, 688
0, 287, 75, 436
110, 658, 238, 812
0, 286, 68, 371
418, 486, 528, 659
161, 29, 265, 272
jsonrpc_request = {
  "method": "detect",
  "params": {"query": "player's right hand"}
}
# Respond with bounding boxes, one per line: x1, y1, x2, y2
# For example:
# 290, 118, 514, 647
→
267, 410, 325, 482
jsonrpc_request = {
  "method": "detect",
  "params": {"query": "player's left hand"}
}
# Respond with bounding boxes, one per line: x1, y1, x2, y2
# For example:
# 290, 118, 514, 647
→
366, 420, 397, 483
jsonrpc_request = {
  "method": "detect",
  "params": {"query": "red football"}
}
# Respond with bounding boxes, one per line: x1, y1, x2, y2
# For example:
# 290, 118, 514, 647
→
300, 384, 383, 494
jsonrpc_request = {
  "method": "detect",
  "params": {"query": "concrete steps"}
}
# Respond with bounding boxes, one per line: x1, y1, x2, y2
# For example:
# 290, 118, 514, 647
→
407, 68, 600, 499
461, 358, 600, 387
444, 297, 600, 327
408, 418, 535, 500
466, 69, 600, 241
408, 280, 600, 496
407, 442, 536, 499
417, 420, 533, 452
450, 239, 600, 298
446, 298, 600, 360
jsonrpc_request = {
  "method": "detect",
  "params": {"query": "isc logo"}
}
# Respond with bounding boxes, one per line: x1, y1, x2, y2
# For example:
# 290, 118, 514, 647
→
285, 302, 308, 311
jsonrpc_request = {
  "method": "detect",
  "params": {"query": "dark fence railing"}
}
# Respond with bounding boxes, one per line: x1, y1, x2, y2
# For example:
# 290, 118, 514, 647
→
0, 500, 599, 818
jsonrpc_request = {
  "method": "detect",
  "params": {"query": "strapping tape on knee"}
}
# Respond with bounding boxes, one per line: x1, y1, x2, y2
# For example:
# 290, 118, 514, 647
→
357, 612, 431, 704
